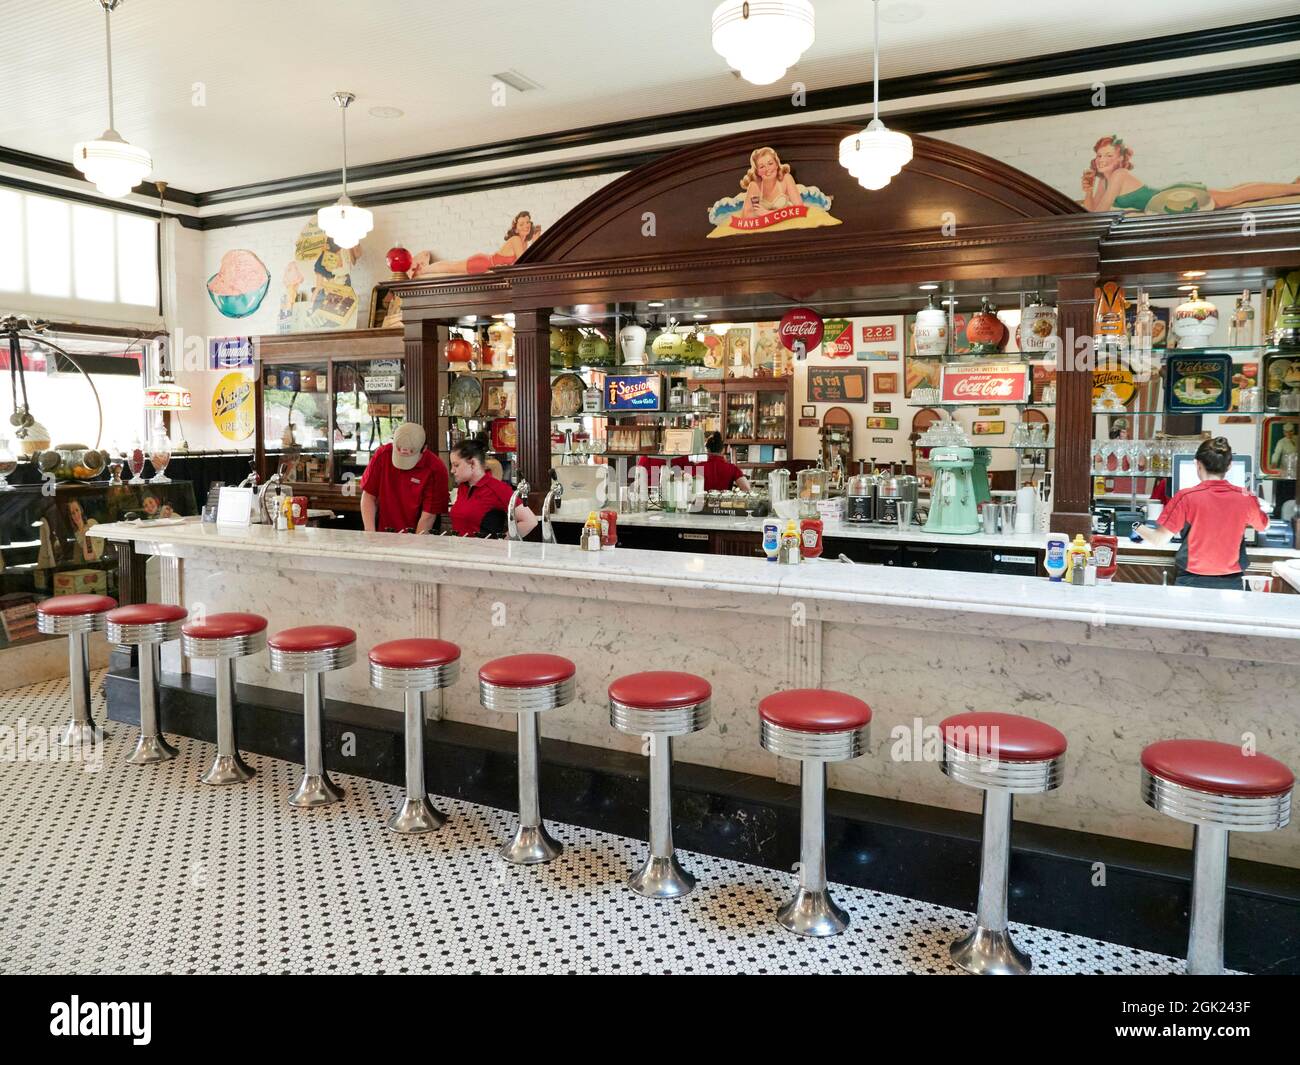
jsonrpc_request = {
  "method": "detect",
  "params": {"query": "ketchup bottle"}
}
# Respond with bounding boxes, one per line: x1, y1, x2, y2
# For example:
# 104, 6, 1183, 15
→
799, 517, 824, 559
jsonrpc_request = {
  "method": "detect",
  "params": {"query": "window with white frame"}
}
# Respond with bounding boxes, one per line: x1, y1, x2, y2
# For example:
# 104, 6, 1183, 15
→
0, 187, 158, 310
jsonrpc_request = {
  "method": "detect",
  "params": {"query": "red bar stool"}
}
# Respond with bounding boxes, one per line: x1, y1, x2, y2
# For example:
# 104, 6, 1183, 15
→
609, 671, 712, 898
939, 711, 1067, 975
368, 638, 461, 834
268, 625, 357, 807
182, 612, 267, 785
479, 653, 576, 864
1141, 739, 1294, 975
758, 688, 872, 937
105, 603, 187, 764
36, 594, 117, 747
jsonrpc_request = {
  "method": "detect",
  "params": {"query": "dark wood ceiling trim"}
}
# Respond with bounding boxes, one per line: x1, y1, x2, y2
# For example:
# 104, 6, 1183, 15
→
0, 144, 201, 206
186, 58, 1300, 231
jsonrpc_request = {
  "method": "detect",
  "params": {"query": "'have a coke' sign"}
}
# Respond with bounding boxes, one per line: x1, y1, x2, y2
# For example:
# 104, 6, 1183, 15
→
940, 362, 1031, 404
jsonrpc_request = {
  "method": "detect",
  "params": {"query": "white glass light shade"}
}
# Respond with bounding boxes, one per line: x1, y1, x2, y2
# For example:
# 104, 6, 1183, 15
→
72, 129, 152, 199
317, 195, 374, 250
838, 119, 913, 191
711, 0, 815, 86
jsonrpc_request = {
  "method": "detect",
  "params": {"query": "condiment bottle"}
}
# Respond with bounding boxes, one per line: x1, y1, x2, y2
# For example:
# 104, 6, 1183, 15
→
762, 518, 781, 562
1044, 533, 1068, 582
1090, 534, 1118, 582
779, 520, 801, 564
799, 516, 824, 559
599, 509, 618, 549
1066, 534, 1091, 583
581, 511, 602, 551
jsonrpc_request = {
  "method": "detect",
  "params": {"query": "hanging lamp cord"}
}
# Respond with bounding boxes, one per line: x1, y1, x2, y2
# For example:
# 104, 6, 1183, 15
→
102, 0, 116, 130
871, 0, 880, 123
339, 98, 350, 199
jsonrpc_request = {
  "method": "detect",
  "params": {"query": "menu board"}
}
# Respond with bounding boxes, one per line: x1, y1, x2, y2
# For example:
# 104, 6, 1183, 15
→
807, 367, 867, 403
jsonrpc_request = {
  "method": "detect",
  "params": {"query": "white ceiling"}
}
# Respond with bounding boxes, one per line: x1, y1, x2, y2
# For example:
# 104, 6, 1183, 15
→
0, 0, 1292, 193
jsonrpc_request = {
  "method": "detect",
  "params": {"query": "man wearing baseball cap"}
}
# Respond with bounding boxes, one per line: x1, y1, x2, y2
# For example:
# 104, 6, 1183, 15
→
359, 422, 449, 533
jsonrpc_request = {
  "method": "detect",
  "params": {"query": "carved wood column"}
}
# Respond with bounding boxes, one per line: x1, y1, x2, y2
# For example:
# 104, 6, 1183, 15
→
514, 308, 552, 510
1051, 273, 1098, 537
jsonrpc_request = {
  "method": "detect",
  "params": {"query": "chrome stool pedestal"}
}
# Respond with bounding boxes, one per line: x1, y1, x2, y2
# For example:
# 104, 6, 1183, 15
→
269, 626, 357, 808
609, 671, 712, 899
479, 654, 576, 864
369, 639, 462, 834
37, 594, 117, 747
182, 613, 268, 785
758, 689, 873, 938
106, 604, 188, 764
939, 712, 1067, 976
1141, 739, 1293, 976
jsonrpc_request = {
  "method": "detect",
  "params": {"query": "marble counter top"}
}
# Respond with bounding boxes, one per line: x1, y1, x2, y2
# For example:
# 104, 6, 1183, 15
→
551, 508, 1300, 560
92, 519, 1300, 645
1274, 560, 1300, 592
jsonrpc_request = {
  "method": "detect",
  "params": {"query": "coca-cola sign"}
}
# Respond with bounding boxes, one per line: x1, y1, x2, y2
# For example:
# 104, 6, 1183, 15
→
940, 362, 1031, 404
779, 307, 824, 355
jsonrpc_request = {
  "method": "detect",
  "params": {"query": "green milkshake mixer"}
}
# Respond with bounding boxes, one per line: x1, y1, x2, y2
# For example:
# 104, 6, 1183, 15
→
924, 446, 981, 534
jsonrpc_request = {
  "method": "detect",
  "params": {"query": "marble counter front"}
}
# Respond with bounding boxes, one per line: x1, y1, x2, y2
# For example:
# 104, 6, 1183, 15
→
92, 520, 1300, 867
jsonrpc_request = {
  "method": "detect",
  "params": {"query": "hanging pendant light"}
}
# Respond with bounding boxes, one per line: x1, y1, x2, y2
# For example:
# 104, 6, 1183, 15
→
317, 91, 373, 250
839, 0, 912, 191
72, 0, 152, 198
711, 1, 815, 86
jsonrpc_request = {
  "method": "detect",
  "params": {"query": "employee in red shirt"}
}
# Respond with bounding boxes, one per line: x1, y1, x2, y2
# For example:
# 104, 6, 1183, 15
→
688, 432, 752, 492
1134, 437, 1269, 589
449, 436, 539, 537
359, 422, 449, 533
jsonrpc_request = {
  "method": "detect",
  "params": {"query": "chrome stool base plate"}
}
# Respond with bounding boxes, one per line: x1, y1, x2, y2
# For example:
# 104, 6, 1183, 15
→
201, 753, 256, 785
290, 773, 344, 807
126, 734, 179, 765
57, 722, 105, 747
629, 853, 696, 899
388, 797, 446, 834
500, 823, 562, 865
950, 925, 1031, 975
776, 887, 849, 937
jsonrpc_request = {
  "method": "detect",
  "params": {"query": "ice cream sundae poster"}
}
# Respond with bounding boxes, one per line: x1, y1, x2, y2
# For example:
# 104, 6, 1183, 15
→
277, 220, 361, 333
707, 146, 840, 238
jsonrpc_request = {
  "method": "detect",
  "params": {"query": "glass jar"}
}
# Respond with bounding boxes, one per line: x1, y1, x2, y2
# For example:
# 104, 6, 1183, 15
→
149, 433, 172, 484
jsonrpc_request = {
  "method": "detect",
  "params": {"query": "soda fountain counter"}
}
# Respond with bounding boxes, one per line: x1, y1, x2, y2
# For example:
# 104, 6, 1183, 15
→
91, 519, 1300, 874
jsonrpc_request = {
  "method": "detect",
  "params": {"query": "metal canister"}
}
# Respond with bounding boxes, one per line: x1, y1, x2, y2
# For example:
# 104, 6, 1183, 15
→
845, 471, 877, 523
875, 471, 918, 524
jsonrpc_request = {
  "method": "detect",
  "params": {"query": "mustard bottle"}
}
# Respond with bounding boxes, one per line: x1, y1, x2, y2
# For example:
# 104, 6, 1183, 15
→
1066, 533, 1090, 584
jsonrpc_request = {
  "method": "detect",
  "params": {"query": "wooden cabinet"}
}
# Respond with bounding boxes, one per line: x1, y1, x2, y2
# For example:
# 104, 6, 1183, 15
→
716, 531, 766, 558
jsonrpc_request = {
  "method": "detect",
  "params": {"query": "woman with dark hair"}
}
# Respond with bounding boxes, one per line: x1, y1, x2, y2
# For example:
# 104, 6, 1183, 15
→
449, 435, 538, 537
1134, 437, 1269, 589
695, 432, 752, 492
409, 211, 542, 277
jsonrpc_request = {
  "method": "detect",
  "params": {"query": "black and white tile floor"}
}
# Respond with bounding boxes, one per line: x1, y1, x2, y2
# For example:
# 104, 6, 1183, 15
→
1, 673, 1186, 975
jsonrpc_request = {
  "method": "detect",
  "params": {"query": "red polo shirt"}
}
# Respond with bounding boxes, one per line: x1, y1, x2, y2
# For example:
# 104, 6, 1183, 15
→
698, 453, 745, 491
451, 471, 517, 536
1157, 478, 1269, 576
359, 444, 449, 532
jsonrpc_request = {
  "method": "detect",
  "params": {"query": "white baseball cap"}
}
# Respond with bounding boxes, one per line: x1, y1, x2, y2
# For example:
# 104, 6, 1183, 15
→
391, 422, 426, 470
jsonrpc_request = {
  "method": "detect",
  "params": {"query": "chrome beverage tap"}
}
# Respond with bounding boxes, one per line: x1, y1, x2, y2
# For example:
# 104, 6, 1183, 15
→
507, 479, 530, 541
541, 479, 564, 544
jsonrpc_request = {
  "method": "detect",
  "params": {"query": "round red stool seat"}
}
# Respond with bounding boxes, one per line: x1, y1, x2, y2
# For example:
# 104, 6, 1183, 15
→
269, 625, 356, 652
479, 653, 575, 688
609, 671, 712, 737
940, 712, 1067, 763
369, 639, 461, 670
759, 688, 872, 733
37, 594, 117, 617
1141, 740, 1294, 798
609, 671, 712, 710
182, 612, 268, 640
106, 603, 188, 626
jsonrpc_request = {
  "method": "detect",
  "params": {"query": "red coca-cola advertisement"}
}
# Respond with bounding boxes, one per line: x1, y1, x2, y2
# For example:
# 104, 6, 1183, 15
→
939, 362, 1031, 404
779, 307, 824, 355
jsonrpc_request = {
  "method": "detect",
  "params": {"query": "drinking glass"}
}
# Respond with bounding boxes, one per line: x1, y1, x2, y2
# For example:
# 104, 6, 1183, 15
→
127, 440, 147, 484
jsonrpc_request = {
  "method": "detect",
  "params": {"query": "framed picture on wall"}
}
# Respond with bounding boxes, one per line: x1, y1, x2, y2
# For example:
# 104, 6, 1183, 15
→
873, 401, 892, 414
972, 420, 1006, 436
1260, 416, 1298, 476
801, 405, 816, 418
872, 372, 899, 394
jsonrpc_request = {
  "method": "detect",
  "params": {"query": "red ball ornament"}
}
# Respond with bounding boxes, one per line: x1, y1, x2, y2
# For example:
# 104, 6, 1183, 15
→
386, 246, 413, 277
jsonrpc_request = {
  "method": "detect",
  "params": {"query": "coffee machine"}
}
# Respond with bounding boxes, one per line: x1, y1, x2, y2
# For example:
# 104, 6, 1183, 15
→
925, 446, 981, 534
